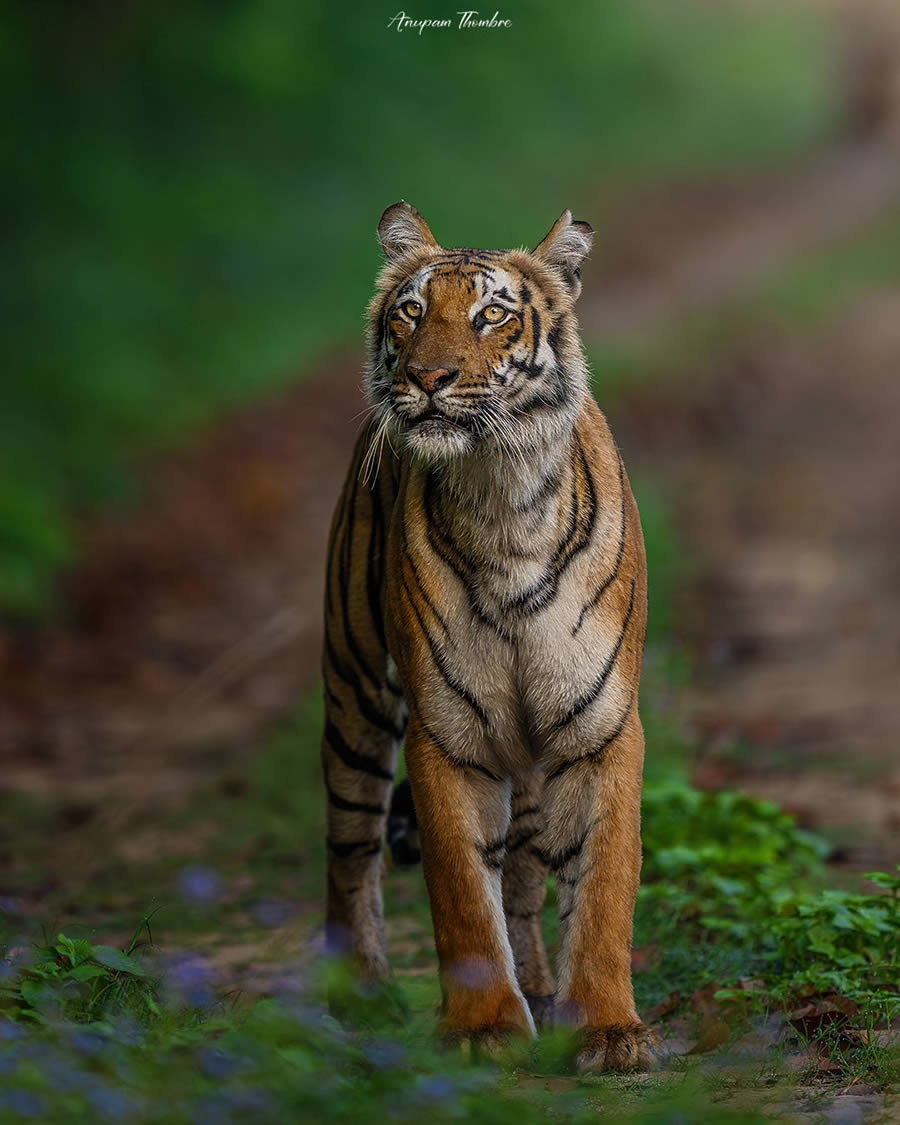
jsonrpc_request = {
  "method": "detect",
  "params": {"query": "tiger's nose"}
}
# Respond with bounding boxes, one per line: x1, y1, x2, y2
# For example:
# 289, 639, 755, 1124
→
406, 365, 459, 395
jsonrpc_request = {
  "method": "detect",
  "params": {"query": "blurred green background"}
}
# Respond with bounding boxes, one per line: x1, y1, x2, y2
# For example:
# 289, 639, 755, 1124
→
1, 0, 837, 614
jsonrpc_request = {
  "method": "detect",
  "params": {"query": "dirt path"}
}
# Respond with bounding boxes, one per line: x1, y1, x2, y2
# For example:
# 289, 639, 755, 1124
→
610, 293, 900, 868
0, 353, 365, 802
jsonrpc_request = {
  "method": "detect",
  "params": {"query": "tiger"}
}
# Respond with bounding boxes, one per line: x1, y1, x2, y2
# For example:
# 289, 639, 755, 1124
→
320, 202, 659, 1073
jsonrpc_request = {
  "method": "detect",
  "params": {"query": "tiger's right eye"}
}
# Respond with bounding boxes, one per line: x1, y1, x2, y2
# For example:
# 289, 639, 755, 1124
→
402, 300, 422, 319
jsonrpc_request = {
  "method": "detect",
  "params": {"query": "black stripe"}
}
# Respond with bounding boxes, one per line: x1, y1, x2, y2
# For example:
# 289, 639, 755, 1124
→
324, 767, 387, 815
324, 634, 406, 740
553, 439, 597, 570
327, 788, 387, 815
545, 693, 636, 782
547, 319, 562, 364
573, 460, 627, 636
401, 568, 491, 727
423, 472, 516, 643
506, 827, 540, 853
406, 690, 503, 783
404, 547, 450, 635
501, 440, 596, 619
325, 719, 394, 781
372, 293, 388, 356
326, 837, 382, 859
324, 683, 344, 712
366, 479, 388, 652
338, 467, 385, 693
516, 466, 563, 515
530, 307, 542, 369
506, 908, 540, 920
553, 578, 637, 730
479, 838, 507, 868
510, 804, 541, 822
525, 382, 572, 413
547, 832, 588, 872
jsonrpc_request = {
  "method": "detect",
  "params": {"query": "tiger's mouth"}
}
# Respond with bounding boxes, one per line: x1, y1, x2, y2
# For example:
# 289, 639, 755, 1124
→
396, 405, 484, 459
408, 409, 456, 429
403, 408, 480, 435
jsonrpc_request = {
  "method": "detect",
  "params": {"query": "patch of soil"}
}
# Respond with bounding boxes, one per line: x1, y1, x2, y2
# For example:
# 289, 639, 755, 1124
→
615, 293, 900, 868
0, 352, 366, 804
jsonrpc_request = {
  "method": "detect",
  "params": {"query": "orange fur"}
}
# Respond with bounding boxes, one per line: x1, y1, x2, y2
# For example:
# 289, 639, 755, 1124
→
321, 204, 658, 1070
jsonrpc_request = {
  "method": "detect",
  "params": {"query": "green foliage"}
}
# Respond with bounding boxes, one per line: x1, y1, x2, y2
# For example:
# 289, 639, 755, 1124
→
641, 783, 829, 939
2, 759, 897, 1114
761, 872, 900, 1017
0, 0, 837, 612
638, 783, 899, 1037
0, 943, 767, 1123
1, 919, 158, 1025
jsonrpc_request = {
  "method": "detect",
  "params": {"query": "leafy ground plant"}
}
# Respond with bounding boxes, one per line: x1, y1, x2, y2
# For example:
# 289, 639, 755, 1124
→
2, 786, 897, 1120
1, 916, 158, 1026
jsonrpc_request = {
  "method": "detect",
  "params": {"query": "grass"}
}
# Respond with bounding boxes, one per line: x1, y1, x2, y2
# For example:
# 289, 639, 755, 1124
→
0, 0, 839, 613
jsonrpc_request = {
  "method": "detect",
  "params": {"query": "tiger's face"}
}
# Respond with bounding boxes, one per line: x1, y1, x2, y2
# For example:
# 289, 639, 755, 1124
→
367, 204, 593, 463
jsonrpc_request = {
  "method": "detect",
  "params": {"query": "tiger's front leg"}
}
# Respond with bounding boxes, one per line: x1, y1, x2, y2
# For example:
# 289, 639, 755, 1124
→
403, 716, 535, 1049
544, 708, 662, 1073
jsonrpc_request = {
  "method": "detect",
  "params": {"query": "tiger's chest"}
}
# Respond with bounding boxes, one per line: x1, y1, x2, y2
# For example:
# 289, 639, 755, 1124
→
385, 475, 631, 774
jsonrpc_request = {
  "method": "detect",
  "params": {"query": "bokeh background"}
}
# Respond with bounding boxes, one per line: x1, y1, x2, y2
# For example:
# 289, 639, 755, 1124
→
1, 0, 899, 1116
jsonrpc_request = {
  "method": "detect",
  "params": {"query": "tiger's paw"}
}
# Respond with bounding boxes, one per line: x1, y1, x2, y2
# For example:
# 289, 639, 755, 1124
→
575, 1022, 665, 1074
442, 1021, 533, 1061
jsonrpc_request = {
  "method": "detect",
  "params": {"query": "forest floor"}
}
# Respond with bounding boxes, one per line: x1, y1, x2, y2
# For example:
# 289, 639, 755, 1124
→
1, 137, 899, 1121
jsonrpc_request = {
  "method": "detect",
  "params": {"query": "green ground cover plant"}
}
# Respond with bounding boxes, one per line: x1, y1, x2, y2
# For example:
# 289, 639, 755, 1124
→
2, 777, 896, 1121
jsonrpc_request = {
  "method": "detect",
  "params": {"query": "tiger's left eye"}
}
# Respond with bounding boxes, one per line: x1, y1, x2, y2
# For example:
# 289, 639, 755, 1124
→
402, 300, 422, 318
482, 304, 508, 324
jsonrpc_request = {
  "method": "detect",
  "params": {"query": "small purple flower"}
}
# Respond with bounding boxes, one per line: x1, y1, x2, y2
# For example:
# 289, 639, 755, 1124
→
413, 1074, 459, 1103
362, 1037, 408, 1070
192, 1086, 272, 1124
67, 1028, 108, 1055
289, 1002, 331, 1032
269, 969, 306, 999
164, 953, 218, 1009
177, 866, 223, 907
321, 921, 352, 958
446, 957, 494, 990
34, 1055, 92, 1094
250, 898, 293, 929
0, 1089, 44, 1118
198, 1046, 242, 1081
111, 1016, 144, 1046
89, 1087, 137, 1119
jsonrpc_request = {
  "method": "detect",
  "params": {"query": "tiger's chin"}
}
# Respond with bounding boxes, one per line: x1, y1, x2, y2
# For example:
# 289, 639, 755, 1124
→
401, 415, 478, 461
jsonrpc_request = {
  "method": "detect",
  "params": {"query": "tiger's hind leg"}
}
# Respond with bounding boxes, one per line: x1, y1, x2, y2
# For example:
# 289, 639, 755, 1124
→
321, 428, 406, 982
321, 660, 406, 980
503, 770, 555, 1028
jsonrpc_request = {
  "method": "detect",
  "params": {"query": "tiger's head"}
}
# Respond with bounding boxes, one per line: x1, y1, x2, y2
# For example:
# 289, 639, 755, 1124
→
366, 202, 593, 464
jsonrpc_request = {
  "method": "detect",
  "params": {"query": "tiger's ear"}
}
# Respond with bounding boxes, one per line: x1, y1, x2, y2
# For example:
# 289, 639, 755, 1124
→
378, 202, 439, 262
533, 209, 593, 299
